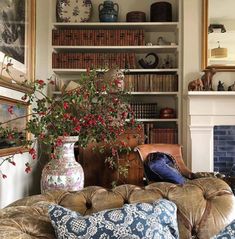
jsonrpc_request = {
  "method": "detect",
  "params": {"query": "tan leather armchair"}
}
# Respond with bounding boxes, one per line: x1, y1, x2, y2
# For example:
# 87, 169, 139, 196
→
134, 143, 225, 184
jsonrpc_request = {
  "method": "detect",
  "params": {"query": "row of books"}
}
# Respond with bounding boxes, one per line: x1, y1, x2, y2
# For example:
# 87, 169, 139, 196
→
144, 125, 178, 144
52, 29, 145, 46
124, 74, 178, 92
52, 52, 136, 69
130, 103, 158, 119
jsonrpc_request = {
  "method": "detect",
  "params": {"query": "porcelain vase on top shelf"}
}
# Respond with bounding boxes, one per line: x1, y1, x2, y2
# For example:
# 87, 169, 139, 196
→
40, 136, 84, 193
99, 0, 119, 22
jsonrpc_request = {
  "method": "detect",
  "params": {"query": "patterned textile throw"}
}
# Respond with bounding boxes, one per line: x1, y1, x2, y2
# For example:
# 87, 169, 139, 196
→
212, 219, 235, 239
48, 199, 179, 239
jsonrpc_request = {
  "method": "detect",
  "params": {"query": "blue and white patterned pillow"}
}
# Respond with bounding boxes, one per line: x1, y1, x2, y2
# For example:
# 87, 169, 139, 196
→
212, 219, 235, 239
48, 199, 179, 239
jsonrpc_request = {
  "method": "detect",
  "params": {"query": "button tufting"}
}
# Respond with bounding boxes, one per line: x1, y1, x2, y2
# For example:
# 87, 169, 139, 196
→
86, 202, 92, 209
123, 199, 129, 204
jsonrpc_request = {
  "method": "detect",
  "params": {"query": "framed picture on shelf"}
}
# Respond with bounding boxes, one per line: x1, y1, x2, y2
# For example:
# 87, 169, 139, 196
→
0, 96, 29, 156
0, 0, 36, 92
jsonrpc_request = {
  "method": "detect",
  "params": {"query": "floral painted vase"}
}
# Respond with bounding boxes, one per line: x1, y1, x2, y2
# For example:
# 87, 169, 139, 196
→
41, 136, 84, 193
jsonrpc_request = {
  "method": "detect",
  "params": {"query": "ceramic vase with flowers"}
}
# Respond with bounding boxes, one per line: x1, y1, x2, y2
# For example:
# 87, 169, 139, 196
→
0, 67, 139, 192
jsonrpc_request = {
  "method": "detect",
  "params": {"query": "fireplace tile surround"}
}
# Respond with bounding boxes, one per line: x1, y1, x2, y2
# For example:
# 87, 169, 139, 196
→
188, 92, 235, 173
214, 125, 235, 176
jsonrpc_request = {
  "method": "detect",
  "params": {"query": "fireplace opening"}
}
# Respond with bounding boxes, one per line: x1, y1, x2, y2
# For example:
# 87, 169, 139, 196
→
214, 126, 235, 176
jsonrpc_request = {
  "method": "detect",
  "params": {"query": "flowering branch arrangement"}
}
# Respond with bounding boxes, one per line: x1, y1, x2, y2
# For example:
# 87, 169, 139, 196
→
0, 67, 142, 181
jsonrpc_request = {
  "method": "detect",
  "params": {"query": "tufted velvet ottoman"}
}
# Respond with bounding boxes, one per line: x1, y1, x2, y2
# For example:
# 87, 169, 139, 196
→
0, 177, 235, 238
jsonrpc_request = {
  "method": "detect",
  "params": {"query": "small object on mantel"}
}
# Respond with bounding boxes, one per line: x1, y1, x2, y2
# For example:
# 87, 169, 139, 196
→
228, 81, 235, 91
217, 81, 225, 91
188, 78, 204, 91
201, 68, 216, 91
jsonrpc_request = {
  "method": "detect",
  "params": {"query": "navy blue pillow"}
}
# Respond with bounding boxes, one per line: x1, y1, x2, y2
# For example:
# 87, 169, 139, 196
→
144, 152, 185, 184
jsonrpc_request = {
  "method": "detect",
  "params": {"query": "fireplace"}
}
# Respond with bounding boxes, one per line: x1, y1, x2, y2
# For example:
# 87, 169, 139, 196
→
214, 125, 235, 176
188, 92, 235, 172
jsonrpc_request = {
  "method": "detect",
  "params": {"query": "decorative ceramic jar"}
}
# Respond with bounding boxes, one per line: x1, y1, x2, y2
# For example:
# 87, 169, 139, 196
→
138, 53, 159, 69
41, 136, 84, 193
99, 0, 119, 22
150, 2, 172, 22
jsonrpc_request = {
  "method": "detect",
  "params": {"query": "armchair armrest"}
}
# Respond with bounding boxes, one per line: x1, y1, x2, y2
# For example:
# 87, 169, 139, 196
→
191, 171, 225, 179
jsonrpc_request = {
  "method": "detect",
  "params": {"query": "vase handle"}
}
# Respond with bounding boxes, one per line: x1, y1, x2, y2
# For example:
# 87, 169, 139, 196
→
114, 3, 119, 14
98, 3, 104, 12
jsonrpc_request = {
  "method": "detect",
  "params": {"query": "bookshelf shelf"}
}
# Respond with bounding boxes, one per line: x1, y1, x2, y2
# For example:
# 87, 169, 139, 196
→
52, 91, 179, 96
52, 68, 179, 74
130, 92, 178, 95
53, 45, 178, 53
134, 119, 179, 122
52, 22, 179, 32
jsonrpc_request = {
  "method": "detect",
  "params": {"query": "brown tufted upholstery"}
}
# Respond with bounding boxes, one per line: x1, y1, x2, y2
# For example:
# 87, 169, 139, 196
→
0, 178, 235, 239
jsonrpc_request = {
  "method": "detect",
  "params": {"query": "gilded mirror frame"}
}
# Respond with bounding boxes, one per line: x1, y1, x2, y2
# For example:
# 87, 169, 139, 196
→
202, 0, 235, 72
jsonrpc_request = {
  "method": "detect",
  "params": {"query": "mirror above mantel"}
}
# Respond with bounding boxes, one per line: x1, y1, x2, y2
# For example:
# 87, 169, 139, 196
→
202, 0, 235, 71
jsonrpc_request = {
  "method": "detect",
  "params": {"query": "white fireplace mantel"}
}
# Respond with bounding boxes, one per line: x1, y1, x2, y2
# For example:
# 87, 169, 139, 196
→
188, 92, 235, 172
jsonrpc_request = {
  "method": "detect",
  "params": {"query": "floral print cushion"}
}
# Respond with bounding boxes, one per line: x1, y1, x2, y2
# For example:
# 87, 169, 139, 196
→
48, 199, 179, 239
212, 219, 235, 239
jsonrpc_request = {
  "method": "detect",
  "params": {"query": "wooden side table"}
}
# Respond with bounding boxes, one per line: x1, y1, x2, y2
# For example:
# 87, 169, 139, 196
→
79, 127, 145, 188
223, 177, 235, 194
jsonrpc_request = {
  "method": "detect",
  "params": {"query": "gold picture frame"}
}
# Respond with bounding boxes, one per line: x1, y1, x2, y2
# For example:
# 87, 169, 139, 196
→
0, 96, 30, 156
0, 0, 36, 92
202, 0, 235, 72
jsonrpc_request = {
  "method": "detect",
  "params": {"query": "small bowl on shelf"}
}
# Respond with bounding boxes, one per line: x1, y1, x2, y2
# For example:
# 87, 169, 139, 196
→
159, 108, 176, 119
126, 11, 146, 22
159, 113, 175, 119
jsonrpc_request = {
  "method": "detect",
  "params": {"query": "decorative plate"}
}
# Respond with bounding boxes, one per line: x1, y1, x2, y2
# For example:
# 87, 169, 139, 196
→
56, 0, 92, 23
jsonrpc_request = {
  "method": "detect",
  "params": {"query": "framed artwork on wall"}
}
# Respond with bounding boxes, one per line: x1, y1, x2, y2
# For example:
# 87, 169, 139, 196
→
0, 96, 29, 156
0, 0, 36, 92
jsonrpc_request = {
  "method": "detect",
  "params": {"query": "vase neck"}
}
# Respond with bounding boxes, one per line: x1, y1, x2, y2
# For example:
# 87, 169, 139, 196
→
54, 141, 76, 162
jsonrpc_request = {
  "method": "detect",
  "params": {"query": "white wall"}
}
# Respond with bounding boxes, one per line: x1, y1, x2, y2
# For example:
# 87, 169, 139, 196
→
183, 0, 202, 168
0, 0, 50, 208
